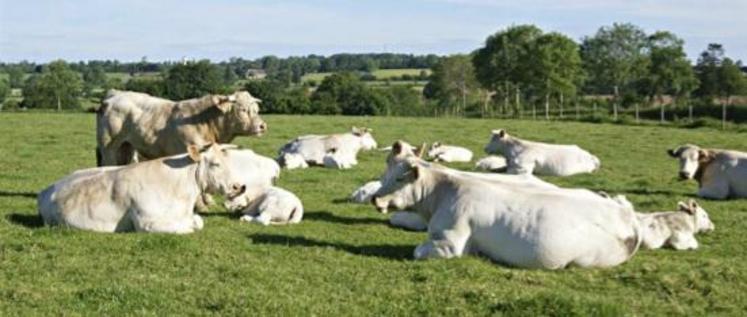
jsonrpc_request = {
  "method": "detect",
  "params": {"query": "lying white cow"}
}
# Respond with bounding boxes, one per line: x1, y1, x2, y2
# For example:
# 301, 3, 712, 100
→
427, 142, 473, 163
667, 144, 747, 199
474, 156, 507, 172
37, 144, 244, 234
323, 147, 358, 169
372, 147, 641, 269
637, 200, 714, 250
277, 127, 377, 167
484, 129, 600, 176
350, 180, 382, 203
225, 186, 303, 225
279, 153, 309, 170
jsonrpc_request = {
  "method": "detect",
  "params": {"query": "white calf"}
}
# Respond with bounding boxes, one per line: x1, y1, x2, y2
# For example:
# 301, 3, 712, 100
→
637, 200, 715, 250
225, 186, 304, 226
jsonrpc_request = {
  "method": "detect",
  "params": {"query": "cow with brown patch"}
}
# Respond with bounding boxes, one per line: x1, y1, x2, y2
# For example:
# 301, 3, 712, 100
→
668, 144, 747, 199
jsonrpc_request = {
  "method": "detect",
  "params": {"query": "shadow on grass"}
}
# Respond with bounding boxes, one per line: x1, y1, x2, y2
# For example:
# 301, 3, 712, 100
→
304, 210, 386, 225
7, 213, 44, 228
331, 198, 351, 204
587, 187, 693, 197
248, 233, 413, 260
0, 190, 38, 199
197, 211, 240, 219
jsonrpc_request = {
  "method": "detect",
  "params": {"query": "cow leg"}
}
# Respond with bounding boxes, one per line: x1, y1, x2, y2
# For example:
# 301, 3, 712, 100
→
668, 232, 699, 250
240, 213, 272, 226
117, 142, 137, 165
389, 211, 427, 231
414, 208, 472, 259
134, 216, 197, 234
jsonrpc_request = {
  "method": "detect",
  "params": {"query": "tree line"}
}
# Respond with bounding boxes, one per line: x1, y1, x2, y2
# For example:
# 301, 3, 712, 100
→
0, 22, 745, 124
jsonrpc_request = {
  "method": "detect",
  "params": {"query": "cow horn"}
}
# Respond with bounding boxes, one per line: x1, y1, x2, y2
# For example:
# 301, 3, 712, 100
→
417, 143, 427, 158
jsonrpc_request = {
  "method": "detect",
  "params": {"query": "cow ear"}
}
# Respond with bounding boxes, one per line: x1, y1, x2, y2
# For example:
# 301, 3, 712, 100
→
667, 149, 678, 158
212, 95, 232, 113
187, 144, 201, 162
688, 199, 700, 212
392, 141, 404, 155
492, 129, 506, 138
698, 150, 713, 162
677, 201, 689, 212
351, 126, 362, 136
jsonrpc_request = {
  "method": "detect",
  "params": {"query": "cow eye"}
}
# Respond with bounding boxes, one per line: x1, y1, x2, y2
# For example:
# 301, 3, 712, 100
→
210, 162, 221, 167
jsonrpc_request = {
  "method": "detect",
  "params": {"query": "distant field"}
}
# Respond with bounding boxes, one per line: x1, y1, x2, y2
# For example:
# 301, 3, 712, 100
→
1, 113, 746, 315
301, 68, 430, 83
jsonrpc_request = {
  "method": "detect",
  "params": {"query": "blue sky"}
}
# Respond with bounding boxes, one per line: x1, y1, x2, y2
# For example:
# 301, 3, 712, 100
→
1, 0, 745, 63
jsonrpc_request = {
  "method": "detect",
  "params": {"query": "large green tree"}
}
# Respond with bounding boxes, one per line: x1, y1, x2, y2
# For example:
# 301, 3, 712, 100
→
163, 60, 225, 100
82, 64, 107, 95
638, 31, 698, 122
528, 32, 585, 119
472, 25, 543, 116
21, 60, 83, 110
581, 23, 649, 118
424, 54, 481, 116
6, 66, 25, 89
0, 77, 9, 106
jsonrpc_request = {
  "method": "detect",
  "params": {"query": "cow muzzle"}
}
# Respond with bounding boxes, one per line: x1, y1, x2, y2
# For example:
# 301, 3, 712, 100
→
371, 195, 389, 214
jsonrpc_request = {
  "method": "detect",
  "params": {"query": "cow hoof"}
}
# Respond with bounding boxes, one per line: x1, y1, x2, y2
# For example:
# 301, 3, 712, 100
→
193, 215, 204, 230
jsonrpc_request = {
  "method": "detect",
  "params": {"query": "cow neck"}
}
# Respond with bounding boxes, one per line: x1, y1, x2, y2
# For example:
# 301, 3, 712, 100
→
693, 156, 714, 187
412, 168, 450, 220
206, 113, 235, 144
192, 159, 210, 194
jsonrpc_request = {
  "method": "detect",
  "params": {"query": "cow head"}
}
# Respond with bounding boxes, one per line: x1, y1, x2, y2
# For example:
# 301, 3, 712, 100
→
484, 129, 509, 154
189, 143, 246, 199
427, 142, 442, 159
351, 126, 377, 150
212, 91, 267, 136
677, 199, 715, 233
667, 144, 712, 180
373, 141, 428, 213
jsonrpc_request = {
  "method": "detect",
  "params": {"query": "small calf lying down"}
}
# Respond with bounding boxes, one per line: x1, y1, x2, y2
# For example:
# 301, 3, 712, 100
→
474, 156, 507, 172
323, 148, 358, 169
224, 186, 303, 225
279, 153, 309, 170
667, 144, 747, 199
427, 142, 473, 163
637, 200, 715, 250
350, 180, 382, 203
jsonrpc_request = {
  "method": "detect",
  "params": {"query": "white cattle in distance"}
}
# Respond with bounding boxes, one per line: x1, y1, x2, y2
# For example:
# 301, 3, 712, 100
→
667, 144, 747, 199
637, 200, 715, 250
427, 142, 473, 163
323, 147, 359, 169
474, 156, 507, 172
277, 127, 377, 168
224, 186, 303, 226
279, 153, 309, 170
484, 129, 600, 176
37, 144, 245, 234
371, 144, 641, 269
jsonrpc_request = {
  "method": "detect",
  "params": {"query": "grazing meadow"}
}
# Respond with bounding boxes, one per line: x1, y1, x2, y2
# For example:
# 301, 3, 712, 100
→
1, 112, 745, 315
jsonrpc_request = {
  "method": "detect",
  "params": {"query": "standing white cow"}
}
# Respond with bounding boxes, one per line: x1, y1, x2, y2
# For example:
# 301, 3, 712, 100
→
97, 90, 266, 166
277, 127, 377, 167
637, 200, 715, 250
484, 129, 600, 176
371, 146, 641, 269
224, 186, 303, 226
37, 144, 245, 234
427, 142, 473, 163
667, 144, 747, 199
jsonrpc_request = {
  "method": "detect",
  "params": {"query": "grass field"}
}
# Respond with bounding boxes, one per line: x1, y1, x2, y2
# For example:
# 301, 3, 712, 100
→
1, 113, 746, 315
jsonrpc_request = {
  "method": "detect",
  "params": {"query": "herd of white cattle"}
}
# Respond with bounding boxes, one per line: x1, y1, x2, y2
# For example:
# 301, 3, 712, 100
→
36, 90, 746, 269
